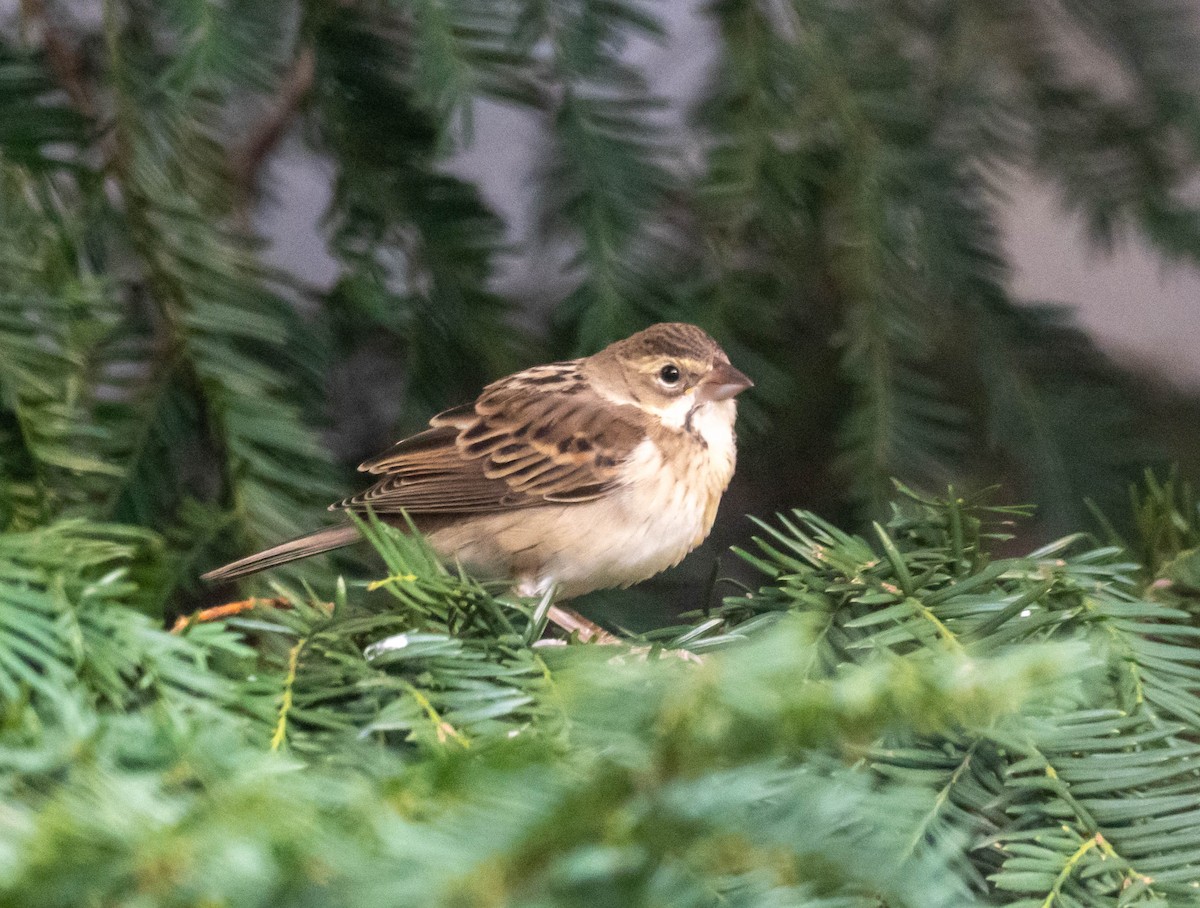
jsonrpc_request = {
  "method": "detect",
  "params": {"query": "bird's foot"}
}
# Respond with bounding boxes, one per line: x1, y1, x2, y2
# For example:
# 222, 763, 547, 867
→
535, 604, 703, 664
522, 584, 702, 662
540, 605, 621, 645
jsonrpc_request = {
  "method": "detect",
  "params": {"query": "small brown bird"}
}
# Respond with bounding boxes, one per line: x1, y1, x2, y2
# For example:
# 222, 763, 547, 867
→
202, 323, 752, 601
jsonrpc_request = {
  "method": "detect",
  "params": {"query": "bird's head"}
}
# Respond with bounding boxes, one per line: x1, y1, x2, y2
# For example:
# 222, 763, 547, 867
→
586, 323, 753, 429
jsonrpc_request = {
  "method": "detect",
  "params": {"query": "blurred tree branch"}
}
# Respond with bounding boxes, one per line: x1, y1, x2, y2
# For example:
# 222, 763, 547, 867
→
17, 0, 95, 117
229, 45, 316, 206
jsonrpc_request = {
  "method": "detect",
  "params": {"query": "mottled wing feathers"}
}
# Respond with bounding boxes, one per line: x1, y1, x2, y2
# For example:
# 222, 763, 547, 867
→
336, 362, 645, 515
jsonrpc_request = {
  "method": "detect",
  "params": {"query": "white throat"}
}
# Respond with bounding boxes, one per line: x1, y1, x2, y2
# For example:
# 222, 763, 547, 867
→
657, 394, 737, 447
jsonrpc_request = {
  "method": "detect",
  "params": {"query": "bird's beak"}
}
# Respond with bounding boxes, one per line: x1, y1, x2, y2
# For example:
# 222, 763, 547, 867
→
697, 362, 754, 402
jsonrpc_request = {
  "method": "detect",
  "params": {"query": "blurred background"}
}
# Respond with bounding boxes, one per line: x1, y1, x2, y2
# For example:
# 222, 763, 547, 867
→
2, 0, 1200, 625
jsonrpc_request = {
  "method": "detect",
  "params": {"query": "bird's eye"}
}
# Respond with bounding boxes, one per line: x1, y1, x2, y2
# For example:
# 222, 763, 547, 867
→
659, 363, 681, 384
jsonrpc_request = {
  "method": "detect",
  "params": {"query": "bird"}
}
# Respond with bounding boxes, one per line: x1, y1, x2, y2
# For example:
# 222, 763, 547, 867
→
202, 323, 753, 605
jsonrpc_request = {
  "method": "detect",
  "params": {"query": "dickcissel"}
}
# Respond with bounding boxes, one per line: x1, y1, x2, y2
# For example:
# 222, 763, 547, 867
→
203, 323, 752, 602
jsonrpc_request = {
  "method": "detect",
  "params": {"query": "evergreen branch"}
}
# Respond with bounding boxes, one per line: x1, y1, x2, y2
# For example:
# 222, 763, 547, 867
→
399, 0, 539, 134
270, 638, 304, 751
171, 596, 288, 632
726, 488, 1200, 899
4, 482, 1200, 904
229, 45, 316, 204
975, 306, 1156, 532
699, 1, 972, 513
16, 0, 96, 118
0, 47, 112, 525
998, 731, 1177, 902
1031, 80, 1200, 259
521, 0, 680, 351
307, 7, 521, 425
0, 519, 247, 711
0, 42, 87, 171
0, 169, 137, 525
100, 0, 341, 566
967, 0, 1200, 262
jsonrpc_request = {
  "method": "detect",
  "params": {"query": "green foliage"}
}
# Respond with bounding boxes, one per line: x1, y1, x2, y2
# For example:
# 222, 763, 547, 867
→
720, 484, 1200, 901
2, 2, 1200, 905
307, 3, 525, 423
522, 1, 682, 351
0, 2, 343, 601
102, 0, 341, 568
0, 168, 124, 525
0, 47, 84, 172
0, 488, 1198, 905
0, 519, 246, 716
2, 0, 1199, 570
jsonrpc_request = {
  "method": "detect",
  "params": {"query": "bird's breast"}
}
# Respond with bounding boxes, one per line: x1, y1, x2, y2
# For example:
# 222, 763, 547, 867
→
598, 399, 738, 577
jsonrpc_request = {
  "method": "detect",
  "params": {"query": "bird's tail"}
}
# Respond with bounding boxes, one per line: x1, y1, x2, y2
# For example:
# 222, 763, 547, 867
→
200, 525, 361, 582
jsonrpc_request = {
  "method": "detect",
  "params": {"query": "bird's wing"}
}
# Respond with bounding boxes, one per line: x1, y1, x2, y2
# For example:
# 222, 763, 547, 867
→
335, 362, 647, 515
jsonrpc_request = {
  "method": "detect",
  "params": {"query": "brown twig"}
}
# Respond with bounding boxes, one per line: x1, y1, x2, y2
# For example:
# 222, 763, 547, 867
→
229, 46, 316, 204
171, 597, 289, 633
19, 0, 96, 118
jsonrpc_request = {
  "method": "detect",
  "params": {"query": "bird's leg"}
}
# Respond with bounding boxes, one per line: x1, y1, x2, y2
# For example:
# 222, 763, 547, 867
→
543, 603, 702, 663
545, 604, 621, 644
519, 579, 621, 645
523, 587, 701, 662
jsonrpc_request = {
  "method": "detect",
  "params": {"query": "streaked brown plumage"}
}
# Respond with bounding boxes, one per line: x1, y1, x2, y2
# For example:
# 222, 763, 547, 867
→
202, 323, 752, 599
